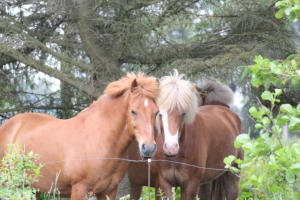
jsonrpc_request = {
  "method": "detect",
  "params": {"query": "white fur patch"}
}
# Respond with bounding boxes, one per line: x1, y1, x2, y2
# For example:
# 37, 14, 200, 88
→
144, 98, 148, 107
160, 110, 179, 146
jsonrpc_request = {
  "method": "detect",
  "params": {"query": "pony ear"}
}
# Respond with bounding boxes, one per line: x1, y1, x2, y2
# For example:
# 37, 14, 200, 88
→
156, 78, 160, 84
193, 84, 202, 93
130, 78, 138, 93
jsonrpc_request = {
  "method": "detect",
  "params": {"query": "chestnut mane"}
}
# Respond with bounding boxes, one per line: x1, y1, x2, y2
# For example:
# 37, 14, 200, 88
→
104, 72, 159, 100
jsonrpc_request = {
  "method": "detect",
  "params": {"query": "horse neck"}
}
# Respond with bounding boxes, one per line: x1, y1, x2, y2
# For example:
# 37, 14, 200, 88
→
178, 121, 198, 159
79, 94, 133, 155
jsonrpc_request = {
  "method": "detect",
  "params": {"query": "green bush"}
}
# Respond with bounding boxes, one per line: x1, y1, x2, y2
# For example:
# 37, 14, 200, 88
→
0, 144, 43, 200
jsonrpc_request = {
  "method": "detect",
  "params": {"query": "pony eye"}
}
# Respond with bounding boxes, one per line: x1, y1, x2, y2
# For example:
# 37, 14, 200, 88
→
155, 111, 160, 116
180, 113, 186, 117
131, 109, 137, 115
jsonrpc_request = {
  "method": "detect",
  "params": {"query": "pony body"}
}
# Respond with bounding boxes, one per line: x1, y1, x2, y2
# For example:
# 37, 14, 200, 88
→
128, 71, 242, 200
0, 73, 159, 200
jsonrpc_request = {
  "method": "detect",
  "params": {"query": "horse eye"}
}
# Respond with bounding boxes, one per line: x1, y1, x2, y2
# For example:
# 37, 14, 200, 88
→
155, 111, 160, 116
181, 113, 186, 117
131, 109, 137, 115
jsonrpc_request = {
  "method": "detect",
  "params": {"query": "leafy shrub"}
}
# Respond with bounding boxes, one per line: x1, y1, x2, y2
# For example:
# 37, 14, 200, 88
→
0, 144, 43, 200
226, 55, 300, 199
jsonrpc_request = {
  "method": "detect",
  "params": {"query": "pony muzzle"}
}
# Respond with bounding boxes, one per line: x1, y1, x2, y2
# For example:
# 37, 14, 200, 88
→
163, 142, 179, 157
140, 143, 157, 159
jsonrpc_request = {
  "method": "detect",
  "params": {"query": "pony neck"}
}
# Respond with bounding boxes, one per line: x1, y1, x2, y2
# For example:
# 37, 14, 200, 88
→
78, 93, 133, 155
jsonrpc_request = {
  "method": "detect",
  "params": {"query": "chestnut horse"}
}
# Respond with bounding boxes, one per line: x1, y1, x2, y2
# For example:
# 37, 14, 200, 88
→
0, 73, 160, 200
128, 71, 242, 200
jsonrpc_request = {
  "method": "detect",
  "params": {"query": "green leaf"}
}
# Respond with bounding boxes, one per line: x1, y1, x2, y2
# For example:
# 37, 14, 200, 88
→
275, 9, 285, 18
289, 116, 300, 131
255, 123, 263, 129
288, 10, 298, 20
261, 91, 273, 102
280, 104, 293, 113
276, 114, 289, 126
249, 107, 258, 118
286, 171, 295, 183
262, 117, 271, 126
290, 163, 300, 175
250, 76, 261, 88
274, 89, 282, 97
234, 134, 251, 148
242, 142, 253, 151
275, 1, 288, 8
224, 155, 236, 165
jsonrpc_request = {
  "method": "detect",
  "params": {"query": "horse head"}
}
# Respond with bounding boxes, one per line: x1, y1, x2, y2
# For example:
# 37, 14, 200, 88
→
105, 72, 160, 159
157, 70, 199, 157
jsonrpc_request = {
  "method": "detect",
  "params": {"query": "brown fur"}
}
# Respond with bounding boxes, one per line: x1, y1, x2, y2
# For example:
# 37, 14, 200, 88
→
0, 73, 160, 200
128, 105, 242, 200
128, 77, 242, 200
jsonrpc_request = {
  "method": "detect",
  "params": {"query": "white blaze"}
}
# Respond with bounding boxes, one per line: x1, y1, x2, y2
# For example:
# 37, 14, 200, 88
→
148, 124, 152, 136
144, 98, 148, 107
160, 110, 179, 146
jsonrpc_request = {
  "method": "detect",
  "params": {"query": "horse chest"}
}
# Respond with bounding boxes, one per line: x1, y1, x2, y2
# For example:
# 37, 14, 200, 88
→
91, 161, 127, 195
160, 165, 190, 186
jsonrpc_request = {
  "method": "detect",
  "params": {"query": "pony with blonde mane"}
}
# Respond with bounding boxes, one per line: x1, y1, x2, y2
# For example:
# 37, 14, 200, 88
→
0, 72, 160, 200
128, 70, 242, 200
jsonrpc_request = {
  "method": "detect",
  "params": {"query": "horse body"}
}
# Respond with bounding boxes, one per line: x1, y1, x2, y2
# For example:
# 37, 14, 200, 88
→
0, 73, 160, 200
128, 71, 242, 200
128, 105, 241, 199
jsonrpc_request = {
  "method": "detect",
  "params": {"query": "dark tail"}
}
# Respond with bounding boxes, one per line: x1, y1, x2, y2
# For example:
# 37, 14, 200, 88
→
195, 79, 234, 107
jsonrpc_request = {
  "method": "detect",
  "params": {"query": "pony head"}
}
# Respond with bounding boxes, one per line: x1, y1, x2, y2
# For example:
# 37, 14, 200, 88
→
157, 70, 199, 157
105, 72, 160, 158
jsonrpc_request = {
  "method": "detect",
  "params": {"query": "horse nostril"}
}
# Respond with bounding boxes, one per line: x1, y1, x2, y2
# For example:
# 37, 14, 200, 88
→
142, 143, 146, 151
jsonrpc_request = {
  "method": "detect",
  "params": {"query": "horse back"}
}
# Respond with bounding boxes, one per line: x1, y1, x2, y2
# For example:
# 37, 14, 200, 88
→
0, 113, 58, 157
197, 105, 241, 136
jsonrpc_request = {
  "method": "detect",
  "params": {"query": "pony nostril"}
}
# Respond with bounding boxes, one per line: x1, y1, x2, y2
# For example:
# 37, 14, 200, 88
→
142, 143, 146, 151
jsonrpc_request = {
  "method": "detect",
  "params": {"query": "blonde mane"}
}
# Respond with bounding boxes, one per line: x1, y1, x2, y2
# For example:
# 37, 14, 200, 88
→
104, 72, 159, 100
158, 70, 199, 124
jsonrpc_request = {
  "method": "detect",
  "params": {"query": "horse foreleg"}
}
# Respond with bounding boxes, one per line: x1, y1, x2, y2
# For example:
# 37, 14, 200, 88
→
95, 188, 117, 200
130, 183, 143, 200
181, 180, 200, 200
199, 182, 212, 200
155, 175, 173, 200
71, 183, 88, 200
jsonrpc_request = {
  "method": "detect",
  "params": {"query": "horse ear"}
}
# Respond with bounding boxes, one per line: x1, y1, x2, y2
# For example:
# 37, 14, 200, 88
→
193, 84, 202, 93
156, 78, 160, 84
131, 78, 138, 93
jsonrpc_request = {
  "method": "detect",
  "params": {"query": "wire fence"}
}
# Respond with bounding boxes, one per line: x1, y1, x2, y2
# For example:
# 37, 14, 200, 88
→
40, 156, 239, 175
39, 156, 241, 199
37, 156, 243, 199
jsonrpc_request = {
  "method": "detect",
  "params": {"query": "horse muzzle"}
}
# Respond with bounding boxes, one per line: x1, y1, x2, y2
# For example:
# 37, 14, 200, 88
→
140, 143, 157, 159
163, 142, 179, 157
